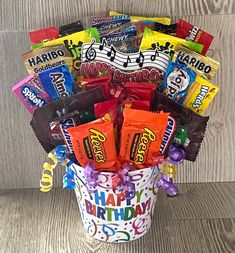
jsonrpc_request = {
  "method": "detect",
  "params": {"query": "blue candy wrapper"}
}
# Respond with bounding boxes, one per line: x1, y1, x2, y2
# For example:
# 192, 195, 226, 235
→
39, 64, 74, 101
160, 61, 196, 104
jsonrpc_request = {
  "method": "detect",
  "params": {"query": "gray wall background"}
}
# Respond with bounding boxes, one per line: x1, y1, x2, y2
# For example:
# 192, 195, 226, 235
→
0, 0, 234, 189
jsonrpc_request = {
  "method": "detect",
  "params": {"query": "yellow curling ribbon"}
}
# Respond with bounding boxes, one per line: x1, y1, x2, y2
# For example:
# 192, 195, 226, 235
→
40, 152, 58, 192
40, 146, 67, 192
162, 162, 177, 179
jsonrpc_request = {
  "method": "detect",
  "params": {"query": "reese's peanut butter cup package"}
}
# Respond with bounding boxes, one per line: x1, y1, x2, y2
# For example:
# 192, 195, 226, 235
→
183, 75, 219, 115
173, 45, 220, 80
119, 108, 169, 168
43, 28, 100, 80
109, 11, 171, 25
140, 28, 204, 58
22, 45, 73, 74
152, 91, 209, 161
67, 118, 117, 171
30, 87, 105, 153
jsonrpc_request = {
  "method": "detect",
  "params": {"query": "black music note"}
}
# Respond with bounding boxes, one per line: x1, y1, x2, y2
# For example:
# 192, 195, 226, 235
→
150, 50, 159, 61
136, 51, 144, 67
123, 56, 131, 67
99, 38, 107, 51
107, 46, 116, 62
85, 39, 96, 61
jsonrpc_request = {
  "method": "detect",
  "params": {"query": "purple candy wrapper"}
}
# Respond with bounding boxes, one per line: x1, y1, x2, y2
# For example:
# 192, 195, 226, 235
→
12, 73, 51, 114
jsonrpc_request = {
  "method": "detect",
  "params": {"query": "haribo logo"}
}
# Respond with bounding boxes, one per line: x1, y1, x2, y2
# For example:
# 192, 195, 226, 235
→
135, 128, 156, 165
21, 86, 46, 107
192, 85, 209, 108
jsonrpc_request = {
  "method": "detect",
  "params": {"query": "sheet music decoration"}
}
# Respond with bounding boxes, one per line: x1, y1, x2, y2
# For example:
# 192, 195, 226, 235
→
82, 41, 170, 73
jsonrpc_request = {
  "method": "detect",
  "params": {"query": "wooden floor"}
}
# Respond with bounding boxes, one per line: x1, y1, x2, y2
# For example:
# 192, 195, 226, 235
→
0, 182, 234, 253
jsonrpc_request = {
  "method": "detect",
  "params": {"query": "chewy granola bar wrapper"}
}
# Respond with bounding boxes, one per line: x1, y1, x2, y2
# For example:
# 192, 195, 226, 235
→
109, 11, 171, 25
43, 28, 100, 81
67, 118, 117, 171
152, 91, 209, 161
22, 45, 73, 74
81, 39, 170, 85
176, 18, 214, 55
119, 108, 169, 168
183, 75, 219, 115
140, 28, 204, 59
30, 87, 105, 153
173, 45, 220, 80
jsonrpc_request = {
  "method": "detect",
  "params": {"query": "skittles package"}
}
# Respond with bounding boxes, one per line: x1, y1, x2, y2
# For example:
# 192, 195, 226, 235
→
160, 61, 196, 105
67, 118, 117, 171
119, 108, 169, 168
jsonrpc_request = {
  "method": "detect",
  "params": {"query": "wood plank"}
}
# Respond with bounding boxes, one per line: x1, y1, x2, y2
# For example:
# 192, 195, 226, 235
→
170, 219, 235, 253
0, 188, 173, 253
168, 182, 235, 219
1, 14, 235, 188
0, 0, 234, 31
0, 184, 234, 252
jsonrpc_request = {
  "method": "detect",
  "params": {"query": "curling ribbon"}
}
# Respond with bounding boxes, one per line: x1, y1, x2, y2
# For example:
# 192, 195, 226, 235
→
112, 163, 136, 200
84, 163, 100, 192
40, 145, 67, 192
157, 173, 179, 197
63, 161, 76, 189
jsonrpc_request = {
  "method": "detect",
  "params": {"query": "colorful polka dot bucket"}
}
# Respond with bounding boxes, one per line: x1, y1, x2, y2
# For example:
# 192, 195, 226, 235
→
71, 163, 160, 242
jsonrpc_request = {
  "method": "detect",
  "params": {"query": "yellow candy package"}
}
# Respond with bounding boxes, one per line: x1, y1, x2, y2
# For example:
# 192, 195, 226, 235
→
183, 75, 219, 115
140, 28, 204, 59
173, 45, 220, 80
109, 11, 171, 25
43, 28, 100, 80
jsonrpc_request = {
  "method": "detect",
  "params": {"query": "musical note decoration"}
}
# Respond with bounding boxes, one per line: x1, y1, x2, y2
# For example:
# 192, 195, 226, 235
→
136, 51, 144, 67
85, 39, 97, 61
107, 46, 116, 62
82, 41, 170, 73
123, 56, 131, 68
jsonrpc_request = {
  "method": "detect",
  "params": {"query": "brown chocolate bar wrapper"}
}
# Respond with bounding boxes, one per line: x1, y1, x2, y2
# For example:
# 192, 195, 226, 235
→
30, 87, 105, 153
152, 91, 209, 161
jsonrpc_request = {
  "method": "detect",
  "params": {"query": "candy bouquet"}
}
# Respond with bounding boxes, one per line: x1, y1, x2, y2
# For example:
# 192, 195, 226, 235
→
12, 11, 220, 242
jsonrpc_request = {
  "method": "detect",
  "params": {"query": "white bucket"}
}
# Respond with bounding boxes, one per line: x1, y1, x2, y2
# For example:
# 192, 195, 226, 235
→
71, 163, 160, 243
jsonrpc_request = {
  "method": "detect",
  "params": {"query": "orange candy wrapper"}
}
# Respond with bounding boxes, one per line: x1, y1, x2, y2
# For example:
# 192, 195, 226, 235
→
67, 118, 117, 171
119, 108, 169, 168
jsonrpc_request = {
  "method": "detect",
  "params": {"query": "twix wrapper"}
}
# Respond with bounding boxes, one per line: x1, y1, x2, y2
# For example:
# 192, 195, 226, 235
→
173, 45, 220, 80
119, 108, 169, 168
67, 118, 117, 171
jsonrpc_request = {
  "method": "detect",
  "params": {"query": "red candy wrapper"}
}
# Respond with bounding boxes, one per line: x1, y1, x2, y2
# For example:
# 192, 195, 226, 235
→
122, 82, 156, 111
28, 26, 60, 44
94, 99, 118, 124
176, 18, 214, 55
81, 75, 112, 99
